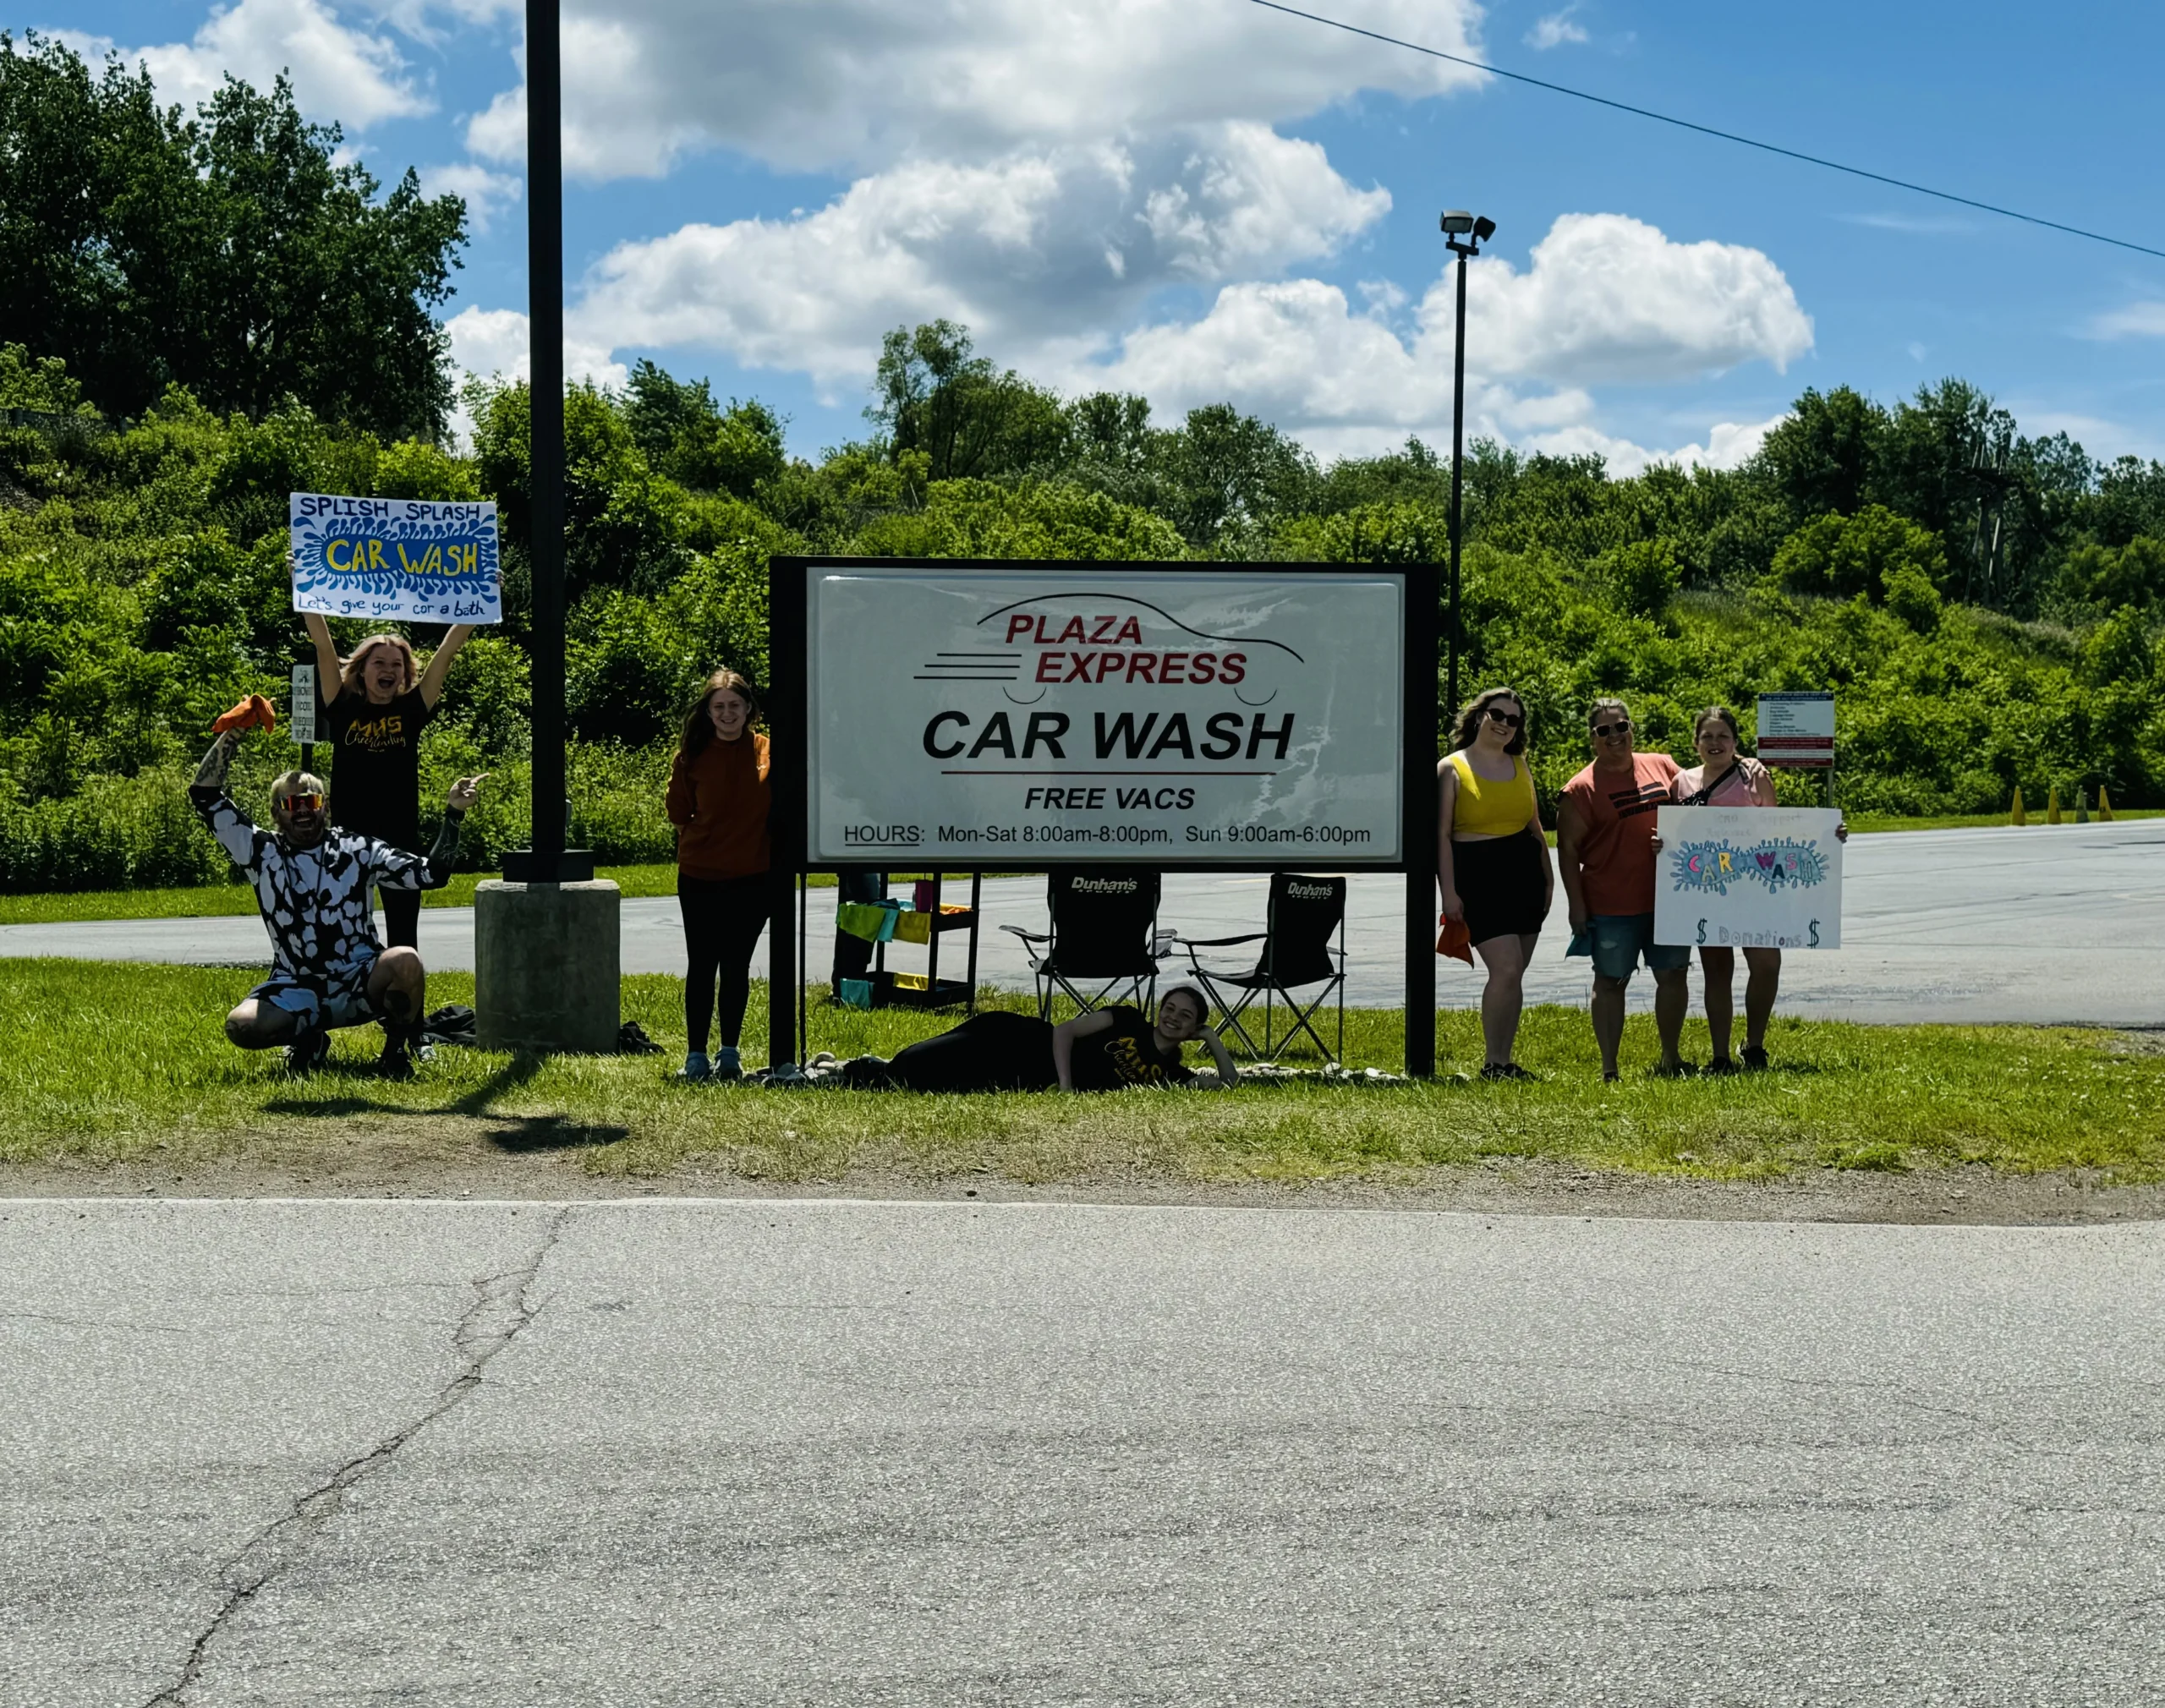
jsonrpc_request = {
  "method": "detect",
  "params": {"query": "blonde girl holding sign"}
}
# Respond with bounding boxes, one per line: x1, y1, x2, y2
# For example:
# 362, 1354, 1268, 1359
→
1670, 705, 1844, 1071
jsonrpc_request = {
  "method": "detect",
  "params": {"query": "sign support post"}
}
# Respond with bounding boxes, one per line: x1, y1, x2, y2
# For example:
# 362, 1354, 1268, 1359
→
1404, 560, 1439, 1078
769, 557, 808, 1073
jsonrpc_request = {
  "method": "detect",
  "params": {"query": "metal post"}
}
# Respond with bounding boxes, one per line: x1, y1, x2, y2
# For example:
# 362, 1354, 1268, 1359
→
512, 0, 573, 884
1404, 560, 1440, 1078
767, 557, 806, 1073
1446, 252, 1467, 719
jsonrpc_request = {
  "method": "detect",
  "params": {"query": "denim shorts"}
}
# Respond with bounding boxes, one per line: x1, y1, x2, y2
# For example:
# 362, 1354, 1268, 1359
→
1589, 912, 1690, 982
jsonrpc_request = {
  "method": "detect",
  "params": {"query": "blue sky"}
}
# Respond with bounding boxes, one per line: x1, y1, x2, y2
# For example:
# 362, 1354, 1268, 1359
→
48, 0, 2165, 468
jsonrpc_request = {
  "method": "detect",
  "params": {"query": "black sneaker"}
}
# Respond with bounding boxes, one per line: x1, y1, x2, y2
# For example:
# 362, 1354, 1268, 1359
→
1740, 1045, 1770, 1071
1705, 1054, 1740, 1076
283, 1029, 332, 1075
1480, 1062, 1537, 1082
375, 1032, 416, 1081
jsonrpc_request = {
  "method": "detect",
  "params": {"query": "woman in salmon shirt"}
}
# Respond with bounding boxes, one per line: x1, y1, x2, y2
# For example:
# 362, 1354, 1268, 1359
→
666, 670, 770, 1081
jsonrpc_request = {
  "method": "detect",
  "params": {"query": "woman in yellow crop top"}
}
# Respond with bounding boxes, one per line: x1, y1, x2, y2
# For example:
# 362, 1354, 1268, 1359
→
1437, 686, 1554, 1078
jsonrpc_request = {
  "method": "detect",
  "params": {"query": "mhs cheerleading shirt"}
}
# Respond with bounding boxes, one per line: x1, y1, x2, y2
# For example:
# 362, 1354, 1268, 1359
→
326, 688, 435, 848
1561, 752, 1681, 916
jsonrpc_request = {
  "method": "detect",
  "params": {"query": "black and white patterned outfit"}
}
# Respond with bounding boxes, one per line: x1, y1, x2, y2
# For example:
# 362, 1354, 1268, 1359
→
189, 783, 458, 1030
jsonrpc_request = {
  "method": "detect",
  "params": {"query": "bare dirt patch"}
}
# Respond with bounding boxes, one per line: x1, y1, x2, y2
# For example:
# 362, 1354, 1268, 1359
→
4, 1126, 2160, 1226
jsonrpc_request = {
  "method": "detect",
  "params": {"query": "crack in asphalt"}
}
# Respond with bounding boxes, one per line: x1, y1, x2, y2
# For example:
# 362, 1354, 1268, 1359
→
141, 1206, 571, 1707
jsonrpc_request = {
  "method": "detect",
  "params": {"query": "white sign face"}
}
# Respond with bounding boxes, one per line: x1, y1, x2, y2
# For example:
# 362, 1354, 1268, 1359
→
1654, 806, 1844, 950
289, 665, 318, 745
289, 493, 502, 623
805, 566, 1406, 864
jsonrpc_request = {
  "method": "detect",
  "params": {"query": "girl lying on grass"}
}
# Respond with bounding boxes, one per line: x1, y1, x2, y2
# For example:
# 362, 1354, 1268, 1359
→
841, 985, 1240, 1092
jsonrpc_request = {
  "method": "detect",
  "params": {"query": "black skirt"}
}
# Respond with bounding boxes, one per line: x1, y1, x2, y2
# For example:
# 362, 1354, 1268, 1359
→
1451, 832, 1548, 946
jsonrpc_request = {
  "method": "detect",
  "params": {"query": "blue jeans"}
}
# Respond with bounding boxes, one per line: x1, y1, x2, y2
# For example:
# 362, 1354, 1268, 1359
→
1589, 912, 1690, 983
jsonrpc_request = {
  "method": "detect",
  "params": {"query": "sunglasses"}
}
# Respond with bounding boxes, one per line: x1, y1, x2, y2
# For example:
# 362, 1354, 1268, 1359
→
1484, 707, 1525, 728
279, 792, 324, 813
1592, 720, 1633, 739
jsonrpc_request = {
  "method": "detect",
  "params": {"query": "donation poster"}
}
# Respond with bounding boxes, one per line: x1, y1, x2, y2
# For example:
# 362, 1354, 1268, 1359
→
803, 564, 1406, 865
289, 493, 502, 623
1653, 805, 1844, 950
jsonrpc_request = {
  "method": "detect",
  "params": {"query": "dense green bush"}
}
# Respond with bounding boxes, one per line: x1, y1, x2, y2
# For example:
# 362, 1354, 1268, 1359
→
3, 331, 2163, 895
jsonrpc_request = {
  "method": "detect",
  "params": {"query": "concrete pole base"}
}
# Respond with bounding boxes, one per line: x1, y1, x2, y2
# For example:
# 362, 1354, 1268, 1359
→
474, 879, 622, 1054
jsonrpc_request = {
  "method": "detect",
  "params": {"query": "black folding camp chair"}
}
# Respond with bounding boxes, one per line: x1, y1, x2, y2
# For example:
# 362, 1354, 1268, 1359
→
1177, 872, 1346, 1062
1001, 868, 1165, 1019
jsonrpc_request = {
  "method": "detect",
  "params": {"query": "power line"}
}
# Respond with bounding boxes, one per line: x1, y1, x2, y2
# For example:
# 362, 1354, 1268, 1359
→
1250, 0, 2165, 263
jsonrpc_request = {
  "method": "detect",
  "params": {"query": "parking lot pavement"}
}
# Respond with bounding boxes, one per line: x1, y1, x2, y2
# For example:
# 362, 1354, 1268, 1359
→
7, 1197, 2164, 1706
4, 819, 2162, 1024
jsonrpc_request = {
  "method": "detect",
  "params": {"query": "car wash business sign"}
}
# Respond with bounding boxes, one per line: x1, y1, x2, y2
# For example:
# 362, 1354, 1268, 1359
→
802, 563, 1407, 865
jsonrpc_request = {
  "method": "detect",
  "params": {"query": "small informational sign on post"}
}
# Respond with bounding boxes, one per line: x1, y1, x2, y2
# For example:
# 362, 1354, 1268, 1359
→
1756, 691, 1834, 769
289, 494, 501, 623
1654, 806, 1844, 950
289, 664, 318, 745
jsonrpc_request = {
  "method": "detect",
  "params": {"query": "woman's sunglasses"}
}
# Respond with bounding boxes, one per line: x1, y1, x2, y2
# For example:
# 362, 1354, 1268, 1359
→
1592, 719, 1633, 739
1483, 706, 1525, 727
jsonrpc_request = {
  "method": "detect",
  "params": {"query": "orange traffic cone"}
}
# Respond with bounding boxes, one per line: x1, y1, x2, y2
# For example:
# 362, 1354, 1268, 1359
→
2047, 785, 2063, 825
2010, 787, 2026, 826
2099, 787, 2115, 822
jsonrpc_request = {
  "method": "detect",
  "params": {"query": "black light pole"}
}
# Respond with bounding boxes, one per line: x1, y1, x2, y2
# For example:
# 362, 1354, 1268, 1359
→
1438, 211, 1494, 718
505, 0, 589, 883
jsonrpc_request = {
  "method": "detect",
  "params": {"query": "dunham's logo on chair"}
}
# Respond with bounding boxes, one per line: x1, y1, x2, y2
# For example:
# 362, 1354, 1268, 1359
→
1069, 875, 1140, 895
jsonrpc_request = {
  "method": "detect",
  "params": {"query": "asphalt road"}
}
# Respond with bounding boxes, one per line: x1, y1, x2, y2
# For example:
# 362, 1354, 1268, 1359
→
4, 820, 2161, 1023
4, 1198, 2162, 1706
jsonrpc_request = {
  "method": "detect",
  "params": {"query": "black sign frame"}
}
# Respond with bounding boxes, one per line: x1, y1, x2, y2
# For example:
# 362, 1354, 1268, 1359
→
766, 556, 1439, 1076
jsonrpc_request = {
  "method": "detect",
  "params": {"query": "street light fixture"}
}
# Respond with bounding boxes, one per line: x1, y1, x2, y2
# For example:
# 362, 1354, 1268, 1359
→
1437, 211, 1494, 716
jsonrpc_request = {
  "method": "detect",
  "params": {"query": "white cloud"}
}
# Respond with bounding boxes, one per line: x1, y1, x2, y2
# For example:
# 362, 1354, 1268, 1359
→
418, 161, 521, 233
458, 0, 1484, 182
97, 0, 427, 130
465, 81, 526, 165
1055, 213, 1808, 427
1466, 214, 1812, 384
1526, 8, 1589, 49
572, 125, 1389, 387
446, 305, 627, 391
2088, 302, 2165, 340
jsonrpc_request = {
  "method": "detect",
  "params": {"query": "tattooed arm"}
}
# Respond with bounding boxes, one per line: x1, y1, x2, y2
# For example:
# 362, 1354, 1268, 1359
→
188, 731, 266, 873
373, 775, 486, 892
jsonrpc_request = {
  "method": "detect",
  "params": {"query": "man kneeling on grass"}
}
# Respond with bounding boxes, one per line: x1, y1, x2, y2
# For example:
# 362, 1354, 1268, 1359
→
189, 708, 485, 1078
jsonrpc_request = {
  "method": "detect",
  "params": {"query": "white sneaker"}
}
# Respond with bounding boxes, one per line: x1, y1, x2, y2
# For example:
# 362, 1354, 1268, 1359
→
679, 1052, 711, 1082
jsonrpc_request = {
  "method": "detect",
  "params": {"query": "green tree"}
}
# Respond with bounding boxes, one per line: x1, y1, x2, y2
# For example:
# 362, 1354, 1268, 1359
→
1157, 402, 1318, 547
869, 320, 1069, 481
1773, 506, 1948, 602
0, 34, 465, 436
2060, 535, 2165, 610
1754, 386, 1887, 523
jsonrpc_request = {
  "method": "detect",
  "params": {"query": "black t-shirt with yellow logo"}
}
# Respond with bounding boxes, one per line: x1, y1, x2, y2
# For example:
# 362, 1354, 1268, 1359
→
326, 688, 434, 848
1070, 1006, 1196, 1092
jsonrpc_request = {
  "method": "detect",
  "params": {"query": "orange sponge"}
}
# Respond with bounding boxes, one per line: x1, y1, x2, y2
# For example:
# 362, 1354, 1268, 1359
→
212, 693, 277, 736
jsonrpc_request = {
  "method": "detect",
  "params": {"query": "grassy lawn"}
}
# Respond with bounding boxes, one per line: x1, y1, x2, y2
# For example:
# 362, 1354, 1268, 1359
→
4, 959, 2161, 1186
